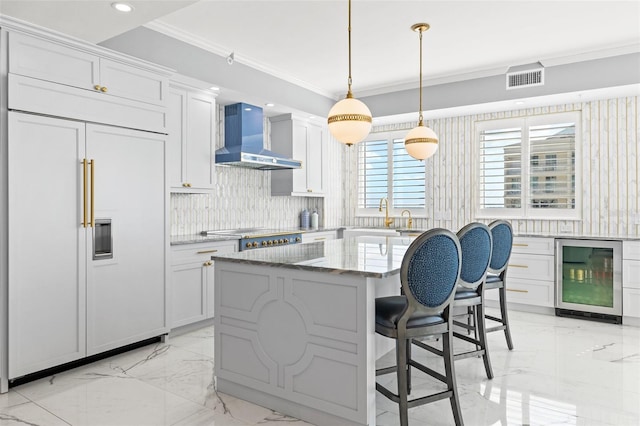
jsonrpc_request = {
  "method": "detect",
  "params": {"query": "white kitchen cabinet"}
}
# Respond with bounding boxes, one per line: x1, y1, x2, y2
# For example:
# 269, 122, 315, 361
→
301, 230, 337, 244
7, 112, 168, 378
167, 81, 217, 192
485, 236, 555, 308
9, 31, 167, 106
170, 241, 237, 327
7, 30, 169, 133
623, 241, 640, 318
270, 114, 326, 197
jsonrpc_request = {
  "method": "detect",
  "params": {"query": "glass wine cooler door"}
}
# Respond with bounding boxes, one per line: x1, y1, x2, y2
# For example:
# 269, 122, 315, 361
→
555, 239, 622, 322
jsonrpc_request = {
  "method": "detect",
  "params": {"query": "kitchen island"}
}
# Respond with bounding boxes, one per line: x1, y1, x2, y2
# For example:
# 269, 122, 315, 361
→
211, 236, 415, 426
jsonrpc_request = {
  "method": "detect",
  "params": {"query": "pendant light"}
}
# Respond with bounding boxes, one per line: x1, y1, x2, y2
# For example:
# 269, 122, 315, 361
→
404, 23, 438, 161
327, 0, 372, 146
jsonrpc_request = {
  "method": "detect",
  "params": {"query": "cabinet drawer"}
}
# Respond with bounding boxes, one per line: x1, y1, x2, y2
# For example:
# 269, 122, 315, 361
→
623, 288, 640, 318
171, 241, 237, 264
512, 236, 554, 255
623, 259, 640, 289
507, 253, 554, 281
624, 241, 640, 260
302, 231, 337, 243
485, 277, 554, 308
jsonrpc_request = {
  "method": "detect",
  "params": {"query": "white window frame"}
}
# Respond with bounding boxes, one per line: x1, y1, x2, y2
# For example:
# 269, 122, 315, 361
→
475, 111, 581, 220
356, 130, 427, 218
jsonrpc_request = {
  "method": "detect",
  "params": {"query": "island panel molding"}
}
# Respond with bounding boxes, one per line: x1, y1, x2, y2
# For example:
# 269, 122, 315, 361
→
214, 259, 399, 425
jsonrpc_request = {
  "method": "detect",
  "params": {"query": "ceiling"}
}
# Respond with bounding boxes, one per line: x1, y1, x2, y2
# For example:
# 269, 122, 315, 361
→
1, 1, 639, 100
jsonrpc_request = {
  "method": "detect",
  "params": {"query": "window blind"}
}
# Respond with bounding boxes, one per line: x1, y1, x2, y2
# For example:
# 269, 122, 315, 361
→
479, 127, 522, 209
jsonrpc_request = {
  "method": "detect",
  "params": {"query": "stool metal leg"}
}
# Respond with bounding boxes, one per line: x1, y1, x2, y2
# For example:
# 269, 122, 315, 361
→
396, 338, 410, 426
499, 286, 514, 350
476, 298, 493, 379
443, 330, 464, 426
406, 339, 412, 395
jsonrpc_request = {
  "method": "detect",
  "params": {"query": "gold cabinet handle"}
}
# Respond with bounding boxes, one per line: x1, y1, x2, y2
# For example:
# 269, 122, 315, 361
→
509, 264, 528, 268
197, 249, 218, 254
82, 159, 88, 227
100, 86, 108, 93
513, 243, 528, 247
182, 183, 192, 188
94, 85, 101, 91
307, 189, 313, 192
507, 288, 529, 293
314, 237, 326, 241
90, 159, 95, 227
203, 261, 213, 267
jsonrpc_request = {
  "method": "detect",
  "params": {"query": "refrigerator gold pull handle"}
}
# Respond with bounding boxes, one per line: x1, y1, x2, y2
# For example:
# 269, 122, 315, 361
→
82, 159, 88, 227
90, 159, 95, 228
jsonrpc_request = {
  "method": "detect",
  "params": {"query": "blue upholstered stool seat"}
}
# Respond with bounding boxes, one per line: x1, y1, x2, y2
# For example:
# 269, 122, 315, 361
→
454, 289, 479, 300
375, 296, 445, 330
484, 220, 514, 350
484, 274, 502, 289
374, 228, 464, 426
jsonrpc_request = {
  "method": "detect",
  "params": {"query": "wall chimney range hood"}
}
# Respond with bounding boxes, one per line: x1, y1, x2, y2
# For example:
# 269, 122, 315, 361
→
215, 103, 302, 170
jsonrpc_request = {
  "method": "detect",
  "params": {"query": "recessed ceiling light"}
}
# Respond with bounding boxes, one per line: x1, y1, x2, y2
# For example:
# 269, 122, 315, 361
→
265, 103, 275, 107
111, 2, 134, 13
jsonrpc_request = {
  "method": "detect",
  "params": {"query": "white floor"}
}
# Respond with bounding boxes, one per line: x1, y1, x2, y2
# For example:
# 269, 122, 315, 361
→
1, 309, 639, 426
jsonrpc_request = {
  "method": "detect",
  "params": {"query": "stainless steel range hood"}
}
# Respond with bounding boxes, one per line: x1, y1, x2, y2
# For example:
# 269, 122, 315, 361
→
215, 103, 302, 170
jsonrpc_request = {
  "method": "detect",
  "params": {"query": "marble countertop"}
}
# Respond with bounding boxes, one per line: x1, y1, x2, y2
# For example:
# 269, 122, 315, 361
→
211, 235, 415, 278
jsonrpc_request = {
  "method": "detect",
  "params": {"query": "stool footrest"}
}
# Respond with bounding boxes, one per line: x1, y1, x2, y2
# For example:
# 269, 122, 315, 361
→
452, 331, 480, 346
412, 338, 443, 356
485, 314, 504, 323
486, 325, 507, 333
376, 366, 397, 376
409, 359, 446, 383
376, 382, 453, 408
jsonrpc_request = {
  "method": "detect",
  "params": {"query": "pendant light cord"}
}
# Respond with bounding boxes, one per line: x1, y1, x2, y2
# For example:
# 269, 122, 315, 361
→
418, 28, 424, 126
346, 0, 353, 98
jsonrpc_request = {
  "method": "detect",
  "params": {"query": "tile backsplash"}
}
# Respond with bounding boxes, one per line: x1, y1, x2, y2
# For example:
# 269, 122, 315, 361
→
170, 173, 322, 235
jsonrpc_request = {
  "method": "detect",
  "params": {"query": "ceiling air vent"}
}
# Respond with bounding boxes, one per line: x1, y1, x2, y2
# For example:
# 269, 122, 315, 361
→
506, 62, 544, 90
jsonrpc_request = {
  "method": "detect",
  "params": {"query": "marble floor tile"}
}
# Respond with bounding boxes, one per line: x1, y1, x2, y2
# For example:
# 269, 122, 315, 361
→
0, 401, 70, 426
2, 309, 639, 425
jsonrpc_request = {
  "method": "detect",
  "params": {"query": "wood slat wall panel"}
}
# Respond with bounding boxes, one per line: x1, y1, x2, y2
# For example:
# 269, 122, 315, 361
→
349, 96, 639, 238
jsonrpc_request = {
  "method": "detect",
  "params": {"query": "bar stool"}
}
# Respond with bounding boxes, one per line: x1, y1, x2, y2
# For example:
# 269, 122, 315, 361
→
484, 220, 514, 350
375, 228, 464, 426
414, 222, 494, 379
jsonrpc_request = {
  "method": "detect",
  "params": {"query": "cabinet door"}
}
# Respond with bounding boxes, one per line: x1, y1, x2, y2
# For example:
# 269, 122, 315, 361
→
305, 123, 325, 194
7, 112, 87, 378
8, 31, 99, 91
99, 58, 167, 107
185, 91, 216, 190
291, 122, 308, 194
86, 124, 167, 355
171, 261, 208, 328
167, 87, 187, 188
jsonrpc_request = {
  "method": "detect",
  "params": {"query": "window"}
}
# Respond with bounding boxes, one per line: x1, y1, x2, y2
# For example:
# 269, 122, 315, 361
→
358, 131, 426, 215
477, 112, 580, 219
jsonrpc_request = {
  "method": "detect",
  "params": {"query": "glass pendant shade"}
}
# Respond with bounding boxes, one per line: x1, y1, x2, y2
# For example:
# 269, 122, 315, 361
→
404, 23, 438, 161
405, 123, 438, 160
328, 97, 372, 146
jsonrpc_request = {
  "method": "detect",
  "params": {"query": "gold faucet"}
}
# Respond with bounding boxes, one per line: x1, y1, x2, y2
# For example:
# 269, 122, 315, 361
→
379, 198, 394, 228
401, 209, 413, 229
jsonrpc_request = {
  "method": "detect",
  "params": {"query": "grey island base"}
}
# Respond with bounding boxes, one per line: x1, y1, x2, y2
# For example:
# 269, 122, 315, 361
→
212, 236, 416, 426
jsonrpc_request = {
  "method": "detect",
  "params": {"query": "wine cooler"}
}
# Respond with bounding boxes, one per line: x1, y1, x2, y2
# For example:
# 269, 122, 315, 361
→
555, 239, 622, 323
